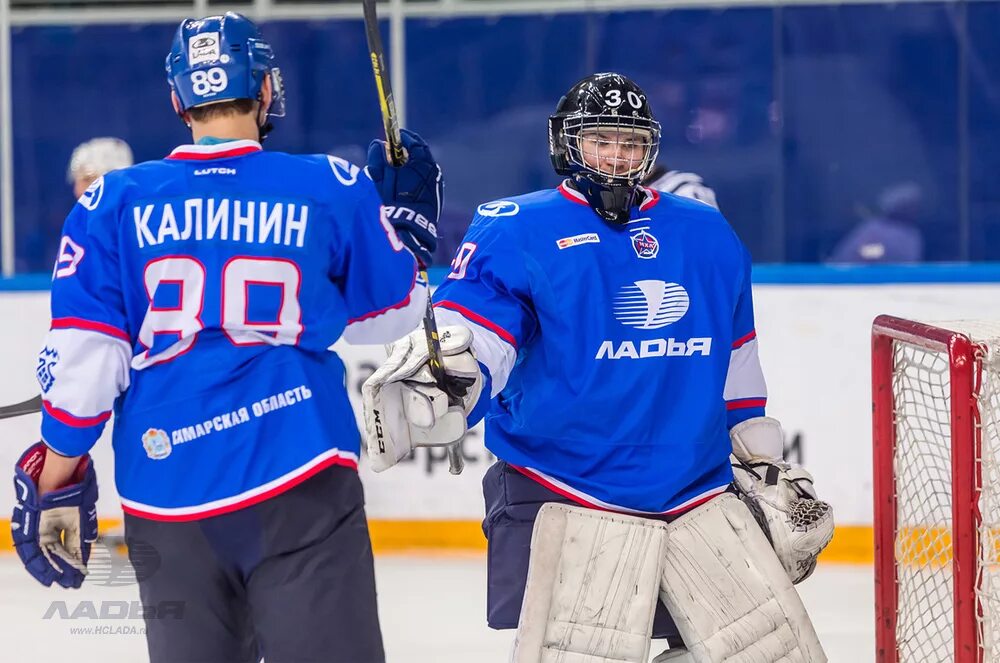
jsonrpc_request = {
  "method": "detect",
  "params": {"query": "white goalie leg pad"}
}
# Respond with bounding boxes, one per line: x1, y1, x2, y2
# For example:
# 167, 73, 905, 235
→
652, 649, 696, 662
512, 503, 668, 663
658, 494, 827, 663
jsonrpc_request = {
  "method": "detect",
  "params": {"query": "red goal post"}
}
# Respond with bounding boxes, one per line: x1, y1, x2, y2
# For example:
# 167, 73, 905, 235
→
872, 315, 1000, 663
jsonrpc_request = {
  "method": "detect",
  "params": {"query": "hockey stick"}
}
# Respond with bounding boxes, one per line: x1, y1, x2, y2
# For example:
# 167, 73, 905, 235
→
0, 394, 42, 421
362, 0, 468, 476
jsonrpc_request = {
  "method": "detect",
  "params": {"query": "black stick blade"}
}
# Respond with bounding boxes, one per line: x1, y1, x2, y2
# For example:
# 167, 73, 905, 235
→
0, 395, 42, 421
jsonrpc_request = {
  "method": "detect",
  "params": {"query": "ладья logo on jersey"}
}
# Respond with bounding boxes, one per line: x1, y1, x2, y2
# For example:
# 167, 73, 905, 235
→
613, 280, 689, 330
597, 280, 709, 360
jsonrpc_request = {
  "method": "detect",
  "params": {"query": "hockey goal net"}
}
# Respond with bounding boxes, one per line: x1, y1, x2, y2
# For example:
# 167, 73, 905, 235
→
873, 315, 1000, 663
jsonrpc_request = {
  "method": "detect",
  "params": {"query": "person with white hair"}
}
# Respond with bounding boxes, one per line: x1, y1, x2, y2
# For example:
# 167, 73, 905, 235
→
66, 137, 134, 198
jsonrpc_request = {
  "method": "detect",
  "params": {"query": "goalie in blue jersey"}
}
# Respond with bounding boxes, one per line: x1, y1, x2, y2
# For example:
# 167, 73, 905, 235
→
363, 73, 834, 662
11, 13, 441, 663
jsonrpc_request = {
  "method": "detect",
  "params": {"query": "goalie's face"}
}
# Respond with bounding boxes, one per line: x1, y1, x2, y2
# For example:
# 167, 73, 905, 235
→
576, 125, 654, 181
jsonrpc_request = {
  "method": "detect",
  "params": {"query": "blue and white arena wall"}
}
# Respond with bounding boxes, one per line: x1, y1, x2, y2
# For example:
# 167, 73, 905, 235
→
2, 265, 999, 561
5, 0, 1000, 275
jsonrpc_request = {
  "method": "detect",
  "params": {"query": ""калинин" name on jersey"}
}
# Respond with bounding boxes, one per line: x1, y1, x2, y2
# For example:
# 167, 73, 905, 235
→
132, 198, 309, 249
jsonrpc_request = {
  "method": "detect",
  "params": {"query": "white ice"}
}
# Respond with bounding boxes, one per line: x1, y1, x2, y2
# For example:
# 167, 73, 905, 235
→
0, 555, 874, 662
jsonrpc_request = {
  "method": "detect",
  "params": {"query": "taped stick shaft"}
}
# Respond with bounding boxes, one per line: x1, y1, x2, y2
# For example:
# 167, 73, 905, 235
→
363, 0, 463, 475
362, 0, 405, 166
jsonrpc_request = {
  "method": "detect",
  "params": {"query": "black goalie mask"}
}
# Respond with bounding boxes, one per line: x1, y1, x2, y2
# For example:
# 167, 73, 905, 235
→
549, 73, 661, 225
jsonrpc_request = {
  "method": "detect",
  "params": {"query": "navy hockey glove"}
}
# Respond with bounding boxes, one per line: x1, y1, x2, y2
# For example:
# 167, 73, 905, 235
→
12, 443, 98, 588
367, 128, 443, 267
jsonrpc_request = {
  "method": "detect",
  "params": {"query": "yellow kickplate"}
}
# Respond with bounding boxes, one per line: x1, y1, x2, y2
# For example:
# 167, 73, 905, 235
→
0, 517, 873, 563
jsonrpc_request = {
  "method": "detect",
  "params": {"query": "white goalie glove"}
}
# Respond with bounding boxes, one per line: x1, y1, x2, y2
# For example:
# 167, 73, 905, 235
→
361, 325, 484, 472
729, 417, 835, 584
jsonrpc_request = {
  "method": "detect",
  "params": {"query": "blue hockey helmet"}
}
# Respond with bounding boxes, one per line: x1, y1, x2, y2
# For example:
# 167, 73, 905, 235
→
166, 12, 285, 118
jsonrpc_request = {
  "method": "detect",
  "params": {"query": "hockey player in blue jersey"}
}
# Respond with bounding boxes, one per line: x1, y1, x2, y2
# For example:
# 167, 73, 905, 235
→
363, 73, 833, 661
11, 13, 440, 663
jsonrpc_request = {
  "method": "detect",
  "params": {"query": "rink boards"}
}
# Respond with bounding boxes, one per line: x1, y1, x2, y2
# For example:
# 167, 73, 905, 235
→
1, 272, 999, 562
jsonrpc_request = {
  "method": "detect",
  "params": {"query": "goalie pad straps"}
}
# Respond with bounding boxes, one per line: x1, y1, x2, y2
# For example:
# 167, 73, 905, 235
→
512, 503, 668, 663
658, 493, 827, 663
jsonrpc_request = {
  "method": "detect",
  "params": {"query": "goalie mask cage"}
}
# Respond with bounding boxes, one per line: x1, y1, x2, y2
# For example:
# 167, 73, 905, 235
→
873, 315, 1000, 663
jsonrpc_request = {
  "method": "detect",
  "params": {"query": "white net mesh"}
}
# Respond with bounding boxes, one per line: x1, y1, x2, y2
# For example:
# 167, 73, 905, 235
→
891, 321, 1000, 661
976, 335, 1000, 659
893, 338, 955, 662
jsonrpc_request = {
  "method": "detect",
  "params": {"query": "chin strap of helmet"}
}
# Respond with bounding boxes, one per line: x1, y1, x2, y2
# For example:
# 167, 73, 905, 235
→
571, 174, 641, 225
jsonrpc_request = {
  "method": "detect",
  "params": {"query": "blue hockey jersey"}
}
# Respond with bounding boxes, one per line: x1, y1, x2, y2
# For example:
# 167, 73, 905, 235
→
434, 181, 767, 515
38, 140, 425, 520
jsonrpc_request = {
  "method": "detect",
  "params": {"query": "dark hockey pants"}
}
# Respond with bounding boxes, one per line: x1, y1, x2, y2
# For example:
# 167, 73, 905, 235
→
482, 460, 684, 643
124, 465, 385, 663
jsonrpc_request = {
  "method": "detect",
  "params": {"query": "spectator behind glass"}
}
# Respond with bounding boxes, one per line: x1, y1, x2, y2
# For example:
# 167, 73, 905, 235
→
828, 182, 924, 264
16, 138, 136, 271
67, 137, 134, 198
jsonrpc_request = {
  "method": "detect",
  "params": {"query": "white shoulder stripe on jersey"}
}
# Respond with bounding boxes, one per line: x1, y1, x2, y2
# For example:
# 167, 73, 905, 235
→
342, 281, 428, 346
723, 337, 767, 402
39, 327, 131, 421
434, 306, 517, 397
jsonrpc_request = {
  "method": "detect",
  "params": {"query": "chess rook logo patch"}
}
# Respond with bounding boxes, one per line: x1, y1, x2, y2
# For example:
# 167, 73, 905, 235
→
36, 347, 59, 393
